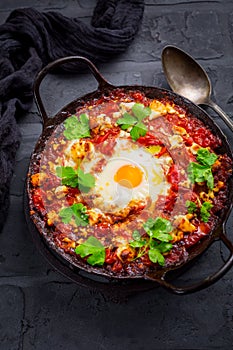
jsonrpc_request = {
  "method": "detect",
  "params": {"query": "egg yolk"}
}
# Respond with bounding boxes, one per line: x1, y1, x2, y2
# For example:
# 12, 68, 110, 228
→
114, 165, 143, 188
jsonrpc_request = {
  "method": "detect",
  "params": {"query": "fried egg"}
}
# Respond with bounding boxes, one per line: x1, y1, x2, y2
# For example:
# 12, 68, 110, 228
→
80, 138, 172, 214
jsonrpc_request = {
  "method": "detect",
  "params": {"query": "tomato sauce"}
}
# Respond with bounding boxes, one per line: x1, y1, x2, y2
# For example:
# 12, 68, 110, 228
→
28, 89, 232, 276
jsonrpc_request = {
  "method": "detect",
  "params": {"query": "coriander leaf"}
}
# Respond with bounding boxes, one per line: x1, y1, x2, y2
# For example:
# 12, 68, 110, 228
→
59, 203, 89, 226
187, 163, 208, 183
77, 168, 95, 193
130, 239, 147, 248
130, 122, 148, 141
148, 242, 172, 266
148, 248, 165, 266
152, 232, 173, 242
187, 148, 217, 190
64, 114, 90, 140
71, 203, 89, 226
205, 168, 214, 190
196, 148, 218, 166
87, 251, 105, 266
186, 200, 197, 214
116, 113, 137, 127
132, 230, 141, 241
130, 230, 147, 248
157, 242, 173, 253
151, 217, 173, 234
116, 105, 149, 142
187, 162, 214, 189
56, 166, 95, 192
56, 166, 79, 187
132, 103, 151, 121
130, 217, 173, 266
142, 218, 155, 230
59, 207, 73, 224
120, 124, 132, 130
200, 202, 213, 222
143, 217, 173, 241
79, 113, 89, 125
148, 241, 173, 266
64, 115, 77, 128
72, 202, 87, 214
149, 239, 159, 249
75, 236, 105, 266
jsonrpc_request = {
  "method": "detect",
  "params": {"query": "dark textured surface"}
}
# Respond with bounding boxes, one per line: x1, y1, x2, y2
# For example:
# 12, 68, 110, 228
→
1, 1, 233, 349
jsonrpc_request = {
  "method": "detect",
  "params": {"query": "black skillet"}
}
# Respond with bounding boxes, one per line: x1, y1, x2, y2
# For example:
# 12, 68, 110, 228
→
25, 56, 233, 295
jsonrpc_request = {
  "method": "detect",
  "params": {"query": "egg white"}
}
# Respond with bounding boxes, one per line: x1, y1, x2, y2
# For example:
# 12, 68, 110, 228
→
80, 138, 172, 214
89, 157, 149, 213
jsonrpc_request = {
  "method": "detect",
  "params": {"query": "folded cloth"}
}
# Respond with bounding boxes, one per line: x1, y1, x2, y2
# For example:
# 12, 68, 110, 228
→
0, 0, 144, 231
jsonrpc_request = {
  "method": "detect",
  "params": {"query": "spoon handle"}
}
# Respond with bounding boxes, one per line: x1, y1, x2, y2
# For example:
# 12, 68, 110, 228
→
206, 99, 233, 133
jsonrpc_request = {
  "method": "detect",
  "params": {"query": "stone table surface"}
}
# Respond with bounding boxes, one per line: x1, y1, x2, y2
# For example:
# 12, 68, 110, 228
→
1, 1, 233, 349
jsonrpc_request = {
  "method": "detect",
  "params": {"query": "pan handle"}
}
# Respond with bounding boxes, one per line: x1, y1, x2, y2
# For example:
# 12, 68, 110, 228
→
33, 56, 113, 125
145, 228, 233, 295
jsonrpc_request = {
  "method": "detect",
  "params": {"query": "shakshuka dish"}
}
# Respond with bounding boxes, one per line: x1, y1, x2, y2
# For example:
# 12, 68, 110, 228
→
28, 89, 232, 276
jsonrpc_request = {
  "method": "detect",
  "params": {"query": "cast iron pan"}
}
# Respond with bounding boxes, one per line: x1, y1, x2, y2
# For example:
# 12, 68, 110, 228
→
25, 56, 233, 295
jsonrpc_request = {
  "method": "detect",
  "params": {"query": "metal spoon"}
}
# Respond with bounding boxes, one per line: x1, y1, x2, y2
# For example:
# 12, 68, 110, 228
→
162, 45, 233, 132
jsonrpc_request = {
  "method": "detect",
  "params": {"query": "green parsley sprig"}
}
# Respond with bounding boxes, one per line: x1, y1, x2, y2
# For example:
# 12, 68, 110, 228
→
75, 236, 105, 266
200, 202, 213, 222
63, 113, 90, 140
59, 203, 89, 226
185, 200, 213, 223
187, 148, 218, 189
196, 148, 218, 166
186, 200, 197, 214
56, 166, 95, 193
129, 217, 173, 266
117, 103, 151, 141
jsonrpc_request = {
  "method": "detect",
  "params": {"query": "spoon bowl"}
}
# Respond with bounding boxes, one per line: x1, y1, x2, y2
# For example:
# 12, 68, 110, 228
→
162, 45, 233, 132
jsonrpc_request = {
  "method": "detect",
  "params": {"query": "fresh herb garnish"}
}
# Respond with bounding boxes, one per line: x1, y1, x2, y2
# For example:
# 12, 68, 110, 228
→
185, 200, 213, 223
129, 217, 173, 266
129, 230, 147, 249
75, 236, 105, 266
117, 103, 151, 141
186, 200, 197, 214
200, 202, 213, 222
76, 168, 96, 193
59, 203, 89, 226
196, 148, 218, 166
132, 103, 151, 121
56, 166, 79, 187
63, 113, 90, 140
188, 163, 214, 189
56, 166, 95, 193
148, 242, 173, 265
143, 217, 173, 241
130, 122, 148, 142
187, 148, 217, 190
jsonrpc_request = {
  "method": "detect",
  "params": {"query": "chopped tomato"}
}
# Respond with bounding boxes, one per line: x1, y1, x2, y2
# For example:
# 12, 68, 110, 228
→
92, 128, 119, 156
166, 113, 188, 128
167, 164, 179, 185
192, 127, 218, 148
92, 128, 119, 144
32, 189, 46, 213
137, 133, 163, 146
105, 248, 116, 264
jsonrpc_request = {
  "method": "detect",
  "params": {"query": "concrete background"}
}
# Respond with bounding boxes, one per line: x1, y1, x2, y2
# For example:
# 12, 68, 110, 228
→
0, 1, 233, 349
